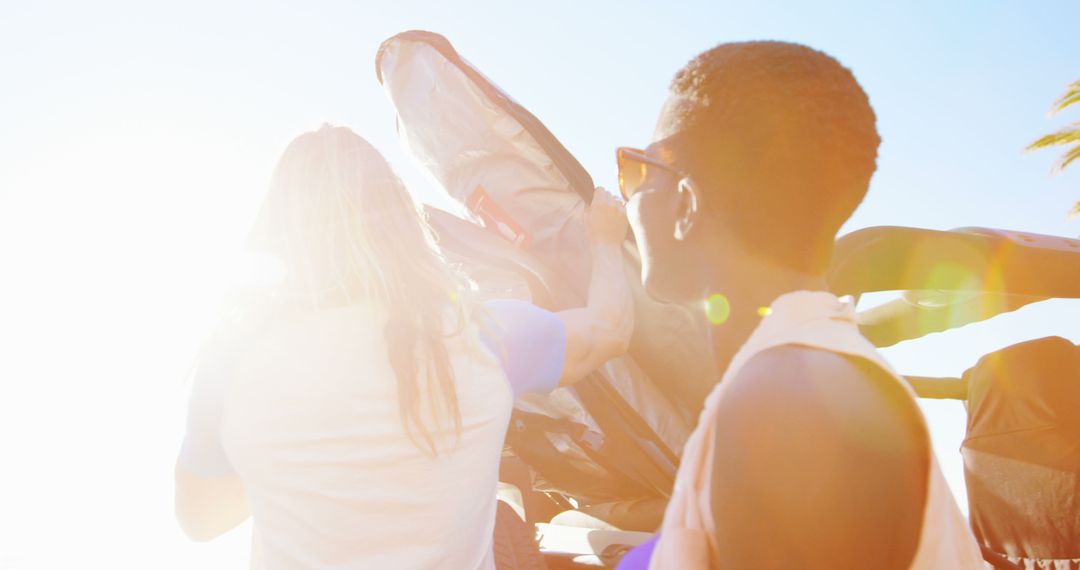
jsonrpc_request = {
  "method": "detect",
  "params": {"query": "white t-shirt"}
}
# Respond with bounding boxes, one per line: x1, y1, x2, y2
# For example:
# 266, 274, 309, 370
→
180, 300, 565, 569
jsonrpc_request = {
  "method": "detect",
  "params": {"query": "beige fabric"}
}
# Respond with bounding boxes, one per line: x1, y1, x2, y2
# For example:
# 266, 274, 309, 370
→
649, 291, 985, 569
220, 304, 509, 569
380, 36, 705, 462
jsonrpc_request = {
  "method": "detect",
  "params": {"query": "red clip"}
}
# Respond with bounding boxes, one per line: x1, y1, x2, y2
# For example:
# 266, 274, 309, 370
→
467, 186, 533, 249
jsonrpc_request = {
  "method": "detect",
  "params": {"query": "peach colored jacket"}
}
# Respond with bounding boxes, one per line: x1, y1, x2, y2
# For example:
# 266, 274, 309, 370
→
649, 291, 985, 569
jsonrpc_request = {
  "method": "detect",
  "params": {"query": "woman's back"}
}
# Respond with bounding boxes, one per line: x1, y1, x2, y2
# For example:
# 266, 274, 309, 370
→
217, 304, 511, 569
175, 125, 626, 567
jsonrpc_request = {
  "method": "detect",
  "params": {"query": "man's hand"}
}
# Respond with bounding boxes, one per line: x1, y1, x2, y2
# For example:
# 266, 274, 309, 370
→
587, 187, 629, 245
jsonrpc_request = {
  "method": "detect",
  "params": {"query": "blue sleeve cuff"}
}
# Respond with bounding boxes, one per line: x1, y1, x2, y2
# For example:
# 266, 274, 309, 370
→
616, 534, 658, 569
479, 299, 566, 398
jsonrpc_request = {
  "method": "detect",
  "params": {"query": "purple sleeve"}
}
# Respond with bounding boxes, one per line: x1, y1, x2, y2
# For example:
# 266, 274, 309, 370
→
616, 534, 658, 570
480, 299, 567, 398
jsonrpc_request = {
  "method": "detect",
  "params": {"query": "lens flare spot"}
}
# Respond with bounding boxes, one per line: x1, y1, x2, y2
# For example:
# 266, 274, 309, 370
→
705, 293, 731, 325
757, 306, 772, 317
924, 262, 980, 293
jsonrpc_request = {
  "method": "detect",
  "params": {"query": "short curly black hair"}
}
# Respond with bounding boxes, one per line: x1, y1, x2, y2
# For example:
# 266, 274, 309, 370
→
658, 41, 880, 274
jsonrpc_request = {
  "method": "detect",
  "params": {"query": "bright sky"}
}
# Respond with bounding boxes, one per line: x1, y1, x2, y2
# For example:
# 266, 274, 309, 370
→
2, 1, 1078, 567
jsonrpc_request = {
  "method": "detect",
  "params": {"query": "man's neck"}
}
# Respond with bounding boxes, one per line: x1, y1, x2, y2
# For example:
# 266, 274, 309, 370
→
702, 258, 828, 374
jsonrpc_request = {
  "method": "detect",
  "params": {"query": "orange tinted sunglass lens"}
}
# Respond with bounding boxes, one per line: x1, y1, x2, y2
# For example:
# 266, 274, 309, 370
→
617, 149, 646, 200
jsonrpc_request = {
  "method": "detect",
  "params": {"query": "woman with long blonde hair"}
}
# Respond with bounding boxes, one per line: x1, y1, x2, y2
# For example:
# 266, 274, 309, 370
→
174, 124, 633, 568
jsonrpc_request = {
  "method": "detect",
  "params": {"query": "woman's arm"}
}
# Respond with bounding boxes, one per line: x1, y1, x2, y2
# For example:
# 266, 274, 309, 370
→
556, 188, 635, 385
174, 348, 251, 541
175, 461, 250, 541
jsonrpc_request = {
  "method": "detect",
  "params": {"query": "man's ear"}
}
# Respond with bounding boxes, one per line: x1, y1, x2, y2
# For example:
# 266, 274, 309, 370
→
674, 177, 701, 241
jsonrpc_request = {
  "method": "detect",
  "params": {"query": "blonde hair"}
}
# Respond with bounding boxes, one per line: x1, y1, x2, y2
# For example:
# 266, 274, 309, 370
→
244, 124, 470, 455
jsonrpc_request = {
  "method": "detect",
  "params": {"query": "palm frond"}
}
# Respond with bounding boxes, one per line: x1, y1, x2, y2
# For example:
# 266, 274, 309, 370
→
1029, 81, 1080, 222
1054, 144, 1080, 174
1051, 80, 1080, 115
1026, 121, 1080, 151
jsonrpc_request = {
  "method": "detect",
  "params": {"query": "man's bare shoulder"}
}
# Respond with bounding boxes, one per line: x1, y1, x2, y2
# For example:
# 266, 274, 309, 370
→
707, 344, 930, 569
724, 344, 925, 429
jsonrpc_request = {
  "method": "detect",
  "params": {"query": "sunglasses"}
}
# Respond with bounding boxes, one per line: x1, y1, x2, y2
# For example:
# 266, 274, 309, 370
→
616, 147, 684, 201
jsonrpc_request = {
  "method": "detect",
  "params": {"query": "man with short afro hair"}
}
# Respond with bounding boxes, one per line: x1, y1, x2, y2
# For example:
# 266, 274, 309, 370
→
659, 40, 880, 275
617, 41, 983, 569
